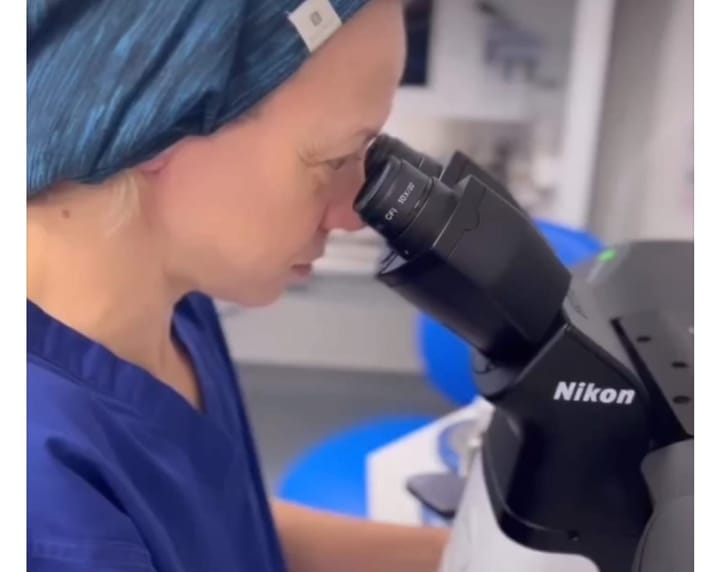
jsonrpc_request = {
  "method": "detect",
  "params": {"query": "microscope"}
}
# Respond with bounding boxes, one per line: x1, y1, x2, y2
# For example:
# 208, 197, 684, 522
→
354, 135, 694, 572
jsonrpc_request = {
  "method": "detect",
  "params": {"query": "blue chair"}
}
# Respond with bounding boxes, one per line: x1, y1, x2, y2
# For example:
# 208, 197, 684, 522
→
276, 220, 604, 516
276, 415, 433, 517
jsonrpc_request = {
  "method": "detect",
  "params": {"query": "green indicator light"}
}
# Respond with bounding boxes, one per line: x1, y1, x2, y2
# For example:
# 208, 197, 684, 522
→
597, 249, 617, 262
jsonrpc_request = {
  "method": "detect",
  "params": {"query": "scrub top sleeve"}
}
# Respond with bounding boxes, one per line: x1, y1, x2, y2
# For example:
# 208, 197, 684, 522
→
28, 447, 158, 572
29, 540, 158, 571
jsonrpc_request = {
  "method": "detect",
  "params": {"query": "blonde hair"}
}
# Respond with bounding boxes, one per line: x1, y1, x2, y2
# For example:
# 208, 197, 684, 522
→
104, 169, 144, 235
29, 167, 144, 234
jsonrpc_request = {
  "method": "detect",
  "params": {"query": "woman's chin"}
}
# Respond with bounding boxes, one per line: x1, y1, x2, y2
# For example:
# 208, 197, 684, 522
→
289, 263, 314, 279
211, 283, 284, 309
210, 267, 316, 308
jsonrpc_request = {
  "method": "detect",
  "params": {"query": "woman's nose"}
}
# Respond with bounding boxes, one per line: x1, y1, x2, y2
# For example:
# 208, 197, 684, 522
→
321, 161, 367, 232
322, 199, 366, 232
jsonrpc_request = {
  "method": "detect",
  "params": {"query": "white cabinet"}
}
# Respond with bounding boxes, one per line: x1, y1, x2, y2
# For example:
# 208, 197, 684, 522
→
589, 0, 693, 243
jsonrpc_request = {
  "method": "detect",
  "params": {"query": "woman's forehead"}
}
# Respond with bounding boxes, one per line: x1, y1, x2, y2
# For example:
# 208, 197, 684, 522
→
290, 7, 406, 132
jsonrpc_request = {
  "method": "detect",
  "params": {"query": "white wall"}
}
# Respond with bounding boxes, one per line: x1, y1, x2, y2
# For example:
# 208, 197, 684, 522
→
589, 0, 694, 243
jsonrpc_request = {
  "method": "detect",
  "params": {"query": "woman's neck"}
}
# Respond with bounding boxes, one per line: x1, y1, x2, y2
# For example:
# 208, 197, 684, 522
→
27, 186, 184, 382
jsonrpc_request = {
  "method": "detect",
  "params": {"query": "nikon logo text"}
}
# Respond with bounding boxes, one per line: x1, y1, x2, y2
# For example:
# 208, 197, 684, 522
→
553, 381, 636, 405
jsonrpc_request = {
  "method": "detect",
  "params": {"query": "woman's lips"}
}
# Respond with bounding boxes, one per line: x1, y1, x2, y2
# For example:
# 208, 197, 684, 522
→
291, 263, 314, 277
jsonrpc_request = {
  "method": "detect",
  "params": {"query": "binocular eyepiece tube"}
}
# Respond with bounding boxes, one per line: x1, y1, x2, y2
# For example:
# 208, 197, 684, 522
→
353, 133, 572, 366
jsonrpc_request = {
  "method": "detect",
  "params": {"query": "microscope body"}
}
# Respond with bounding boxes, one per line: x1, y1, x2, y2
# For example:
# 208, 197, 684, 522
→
354, 135, 693, 572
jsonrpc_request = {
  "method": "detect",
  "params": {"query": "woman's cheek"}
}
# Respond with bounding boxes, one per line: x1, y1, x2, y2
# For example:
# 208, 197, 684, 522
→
277, 168, 333, 239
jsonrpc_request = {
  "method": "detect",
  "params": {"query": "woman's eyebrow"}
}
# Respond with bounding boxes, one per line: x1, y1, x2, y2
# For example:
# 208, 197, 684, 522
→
331, 126, 379, 147
307, 127, 379, 162
332, 128, 378, 158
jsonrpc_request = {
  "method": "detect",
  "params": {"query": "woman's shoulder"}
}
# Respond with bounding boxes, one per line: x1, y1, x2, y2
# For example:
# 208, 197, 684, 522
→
26, 360, 148, 483
27, 358, 114, 439
27, 362, 155, 569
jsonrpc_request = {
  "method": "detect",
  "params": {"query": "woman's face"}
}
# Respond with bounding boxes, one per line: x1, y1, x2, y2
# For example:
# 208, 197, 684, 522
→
142, 0, 407, 306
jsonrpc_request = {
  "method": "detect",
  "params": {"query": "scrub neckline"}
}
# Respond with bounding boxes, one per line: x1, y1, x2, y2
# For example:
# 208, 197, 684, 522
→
27, 297, 234, 443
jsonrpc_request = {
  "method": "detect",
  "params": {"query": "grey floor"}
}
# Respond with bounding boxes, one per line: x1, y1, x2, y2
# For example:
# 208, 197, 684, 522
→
237, 362, 454, 490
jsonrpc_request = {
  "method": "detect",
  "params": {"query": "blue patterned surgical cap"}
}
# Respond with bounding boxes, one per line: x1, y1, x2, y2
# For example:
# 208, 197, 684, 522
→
27, 0, 371, 196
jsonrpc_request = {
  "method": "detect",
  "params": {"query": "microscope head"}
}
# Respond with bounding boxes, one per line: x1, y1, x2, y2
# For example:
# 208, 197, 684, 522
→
355, 134, 571, 369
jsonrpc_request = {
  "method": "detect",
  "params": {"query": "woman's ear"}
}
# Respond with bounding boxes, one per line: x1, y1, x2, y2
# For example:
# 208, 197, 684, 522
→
137, 147, 174, 175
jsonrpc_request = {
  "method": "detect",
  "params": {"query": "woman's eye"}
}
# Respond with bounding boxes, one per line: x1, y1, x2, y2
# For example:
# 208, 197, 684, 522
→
327, 151, 367, 172
327, 157, 349, 171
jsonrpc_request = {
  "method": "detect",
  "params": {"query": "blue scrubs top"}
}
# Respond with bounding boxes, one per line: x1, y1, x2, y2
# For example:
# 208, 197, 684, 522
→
27, 294, 287, 572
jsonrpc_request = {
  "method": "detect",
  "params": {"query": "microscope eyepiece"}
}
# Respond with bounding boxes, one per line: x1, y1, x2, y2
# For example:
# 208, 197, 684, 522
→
354, 157, 431, 241
355, 156, 459, 259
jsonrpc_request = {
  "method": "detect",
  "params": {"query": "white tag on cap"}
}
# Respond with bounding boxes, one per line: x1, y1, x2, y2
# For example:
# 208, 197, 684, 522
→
289, 0, 343, 53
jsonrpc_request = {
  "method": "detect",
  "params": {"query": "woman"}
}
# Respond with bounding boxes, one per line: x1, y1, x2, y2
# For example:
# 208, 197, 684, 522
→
27, 0, 449, 570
